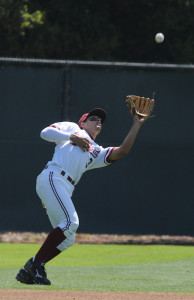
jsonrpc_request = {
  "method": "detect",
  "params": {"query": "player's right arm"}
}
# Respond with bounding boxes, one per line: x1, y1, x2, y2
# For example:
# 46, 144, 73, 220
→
40, 123, 90, 151
40, 124, 71, 143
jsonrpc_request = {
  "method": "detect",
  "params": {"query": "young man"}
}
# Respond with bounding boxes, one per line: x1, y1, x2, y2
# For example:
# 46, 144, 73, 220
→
16, 107, 146, 285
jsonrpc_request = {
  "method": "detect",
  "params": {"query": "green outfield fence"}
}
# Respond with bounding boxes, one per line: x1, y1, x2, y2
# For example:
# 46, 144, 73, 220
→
0, 57, 193, 235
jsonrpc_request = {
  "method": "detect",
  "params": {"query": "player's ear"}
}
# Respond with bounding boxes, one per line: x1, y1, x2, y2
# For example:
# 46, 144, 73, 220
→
80, 121, 86, 129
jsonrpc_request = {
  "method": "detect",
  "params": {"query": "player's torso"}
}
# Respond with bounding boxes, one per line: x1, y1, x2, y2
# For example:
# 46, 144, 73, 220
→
52, 140, 102, 179
48, 122, 105, 183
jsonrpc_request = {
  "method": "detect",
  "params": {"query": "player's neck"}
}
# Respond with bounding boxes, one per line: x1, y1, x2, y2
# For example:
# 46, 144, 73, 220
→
85, 130, 96, 140
85, 129, 99, 141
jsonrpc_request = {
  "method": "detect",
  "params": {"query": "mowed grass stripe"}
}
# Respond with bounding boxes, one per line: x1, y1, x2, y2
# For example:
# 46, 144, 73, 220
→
0, 243, 194, 292
1, 244, 194, 268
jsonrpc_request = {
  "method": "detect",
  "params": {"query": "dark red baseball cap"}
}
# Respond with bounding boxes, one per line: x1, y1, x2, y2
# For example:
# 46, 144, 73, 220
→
78, 108, 107, 128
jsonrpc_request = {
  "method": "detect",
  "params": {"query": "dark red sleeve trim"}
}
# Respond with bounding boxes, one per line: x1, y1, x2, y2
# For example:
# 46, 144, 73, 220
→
49, 124, 60, 130
105, 147, 116, 164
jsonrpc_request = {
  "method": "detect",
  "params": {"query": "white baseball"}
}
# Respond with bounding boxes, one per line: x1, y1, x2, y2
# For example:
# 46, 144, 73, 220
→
155, 32, 164, 43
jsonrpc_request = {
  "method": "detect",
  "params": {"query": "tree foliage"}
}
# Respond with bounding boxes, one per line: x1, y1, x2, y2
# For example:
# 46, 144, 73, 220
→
0, 0, 194, 63
20, 4, 44, 35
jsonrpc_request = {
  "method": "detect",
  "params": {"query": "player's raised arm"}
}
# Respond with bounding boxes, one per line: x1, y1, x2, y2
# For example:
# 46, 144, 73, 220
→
107, 94, 155, 162
107, 115, 145, 161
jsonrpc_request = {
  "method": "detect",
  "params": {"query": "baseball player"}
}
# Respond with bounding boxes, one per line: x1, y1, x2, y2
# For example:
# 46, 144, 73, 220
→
16, 106, 147, 285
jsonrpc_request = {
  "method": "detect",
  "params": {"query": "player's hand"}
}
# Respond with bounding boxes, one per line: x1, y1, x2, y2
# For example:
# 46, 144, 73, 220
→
70, 134, 90, 152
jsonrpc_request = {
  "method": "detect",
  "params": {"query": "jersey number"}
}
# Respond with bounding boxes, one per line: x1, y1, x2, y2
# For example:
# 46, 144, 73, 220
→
85, 158, 93, 169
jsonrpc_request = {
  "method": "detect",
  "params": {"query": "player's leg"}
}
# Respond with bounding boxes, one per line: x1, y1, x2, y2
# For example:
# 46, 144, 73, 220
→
16, 170, 78, 285
19, 171, 78, 285
44, 234, 76, 263
34, 170, 79, 262
16, 234, 76, 284
42, 204, 77, 263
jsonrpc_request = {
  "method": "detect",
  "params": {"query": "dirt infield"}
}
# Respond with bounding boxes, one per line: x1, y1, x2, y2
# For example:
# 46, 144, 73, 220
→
1, 290, 194, 300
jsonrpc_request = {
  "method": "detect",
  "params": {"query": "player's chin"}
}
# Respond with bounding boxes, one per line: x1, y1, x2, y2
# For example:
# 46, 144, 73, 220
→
96, 125, 102, 131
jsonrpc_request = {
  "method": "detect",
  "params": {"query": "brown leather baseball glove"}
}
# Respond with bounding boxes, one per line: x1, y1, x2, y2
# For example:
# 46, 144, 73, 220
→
126, 94, 155, 119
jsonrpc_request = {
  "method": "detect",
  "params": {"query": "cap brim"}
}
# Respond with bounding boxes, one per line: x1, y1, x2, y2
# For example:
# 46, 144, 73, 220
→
86, 108, 107, 123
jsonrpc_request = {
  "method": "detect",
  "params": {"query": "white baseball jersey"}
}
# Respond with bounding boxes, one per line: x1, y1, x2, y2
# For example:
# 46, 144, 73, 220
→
41, 121, 114, 185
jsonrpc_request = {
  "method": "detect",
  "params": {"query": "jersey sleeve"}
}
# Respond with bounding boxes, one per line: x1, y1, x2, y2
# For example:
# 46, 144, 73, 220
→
40, 122, 79, 143
86, 146, 115, 171
50, 122, 79, 133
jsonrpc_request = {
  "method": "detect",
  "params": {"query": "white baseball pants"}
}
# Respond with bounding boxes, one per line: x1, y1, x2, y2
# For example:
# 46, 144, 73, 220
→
36, 167, 79, 252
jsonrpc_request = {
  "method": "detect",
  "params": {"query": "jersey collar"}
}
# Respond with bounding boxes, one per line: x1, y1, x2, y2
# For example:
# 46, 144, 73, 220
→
83, 129, 94, 141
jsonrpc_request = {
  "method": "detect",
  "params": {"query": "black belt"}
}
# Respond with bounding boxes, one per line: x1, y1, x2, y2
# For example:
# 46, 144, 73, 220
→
61, 170, 75, 185
44, 165, 75, 185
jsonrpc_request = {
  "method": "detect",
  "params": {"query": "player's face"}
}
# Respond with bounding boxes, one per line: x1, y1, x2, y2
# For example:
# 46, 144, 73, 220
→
81, 115, 102, 138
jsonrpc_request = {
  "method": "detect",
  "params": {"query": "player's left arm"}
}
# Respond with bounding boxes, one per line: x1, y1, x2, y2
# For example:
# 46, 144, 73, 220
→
107, 115, 145, 162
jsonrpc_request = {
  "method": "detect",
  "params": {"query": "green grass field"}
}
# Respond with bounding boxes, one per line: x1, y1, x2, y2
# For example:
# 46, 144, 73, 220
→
0, 243, 194, 292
